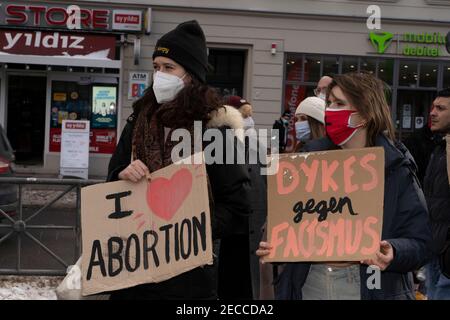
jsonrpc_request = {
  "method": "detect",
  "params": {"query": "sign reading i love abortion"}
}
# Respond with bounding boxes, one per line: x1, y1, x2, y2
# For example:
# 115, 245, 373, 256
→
265, 147, 385, 263
80, 154, 212, 296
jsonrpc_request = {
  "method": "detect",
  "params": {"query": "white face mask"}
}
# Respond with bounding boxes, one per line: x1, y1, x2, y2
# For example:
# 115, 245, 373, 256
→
152, 71, 186, 104
318, 93, 327, 101
243, 116, 255, 130
295, 120, 311, 141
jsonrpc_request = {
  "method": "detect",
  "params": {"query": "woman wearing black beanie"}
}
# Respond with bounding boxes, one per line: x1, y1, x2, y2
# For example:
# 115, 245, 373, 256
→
106, 20, 252, 299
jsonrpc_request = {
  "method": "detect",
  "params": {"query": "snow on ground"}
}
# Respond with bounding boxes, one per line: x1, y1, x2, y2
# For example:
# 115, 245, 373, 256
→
0, 276, 63, 300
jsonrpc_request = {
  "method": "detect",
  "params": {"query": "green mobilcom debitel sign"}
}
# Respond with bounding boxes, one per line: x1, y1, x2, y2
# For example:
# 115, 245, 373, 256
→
369, 31, 448, 57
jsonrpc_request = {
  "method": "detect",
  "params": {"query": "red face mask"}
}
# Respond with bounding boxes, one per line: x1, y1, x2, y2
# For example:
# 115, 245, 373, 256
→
325, 108, 364, 146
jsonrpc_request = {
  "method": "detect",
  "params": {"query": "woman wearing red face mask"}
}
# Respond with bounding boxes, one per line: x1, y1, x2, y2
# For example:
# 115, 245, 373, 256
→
257, 72, 431, 300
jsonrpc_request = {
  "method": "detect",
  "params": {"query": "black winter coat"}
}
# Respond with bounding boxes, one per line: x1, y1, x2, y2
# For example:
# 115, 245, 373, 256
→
107, 107, 252, 299
424, 135, 450, 255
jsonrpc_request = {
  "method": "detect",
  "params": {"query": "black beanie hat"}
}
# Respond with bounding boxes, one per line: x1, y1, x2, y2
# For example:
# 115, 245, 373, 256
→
152, 20, 208, 83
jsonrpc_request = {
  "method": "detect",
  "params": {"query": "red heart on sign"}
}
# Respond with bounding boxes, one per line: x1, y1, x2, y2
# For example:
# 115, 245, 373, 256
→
146, 168, 193, 221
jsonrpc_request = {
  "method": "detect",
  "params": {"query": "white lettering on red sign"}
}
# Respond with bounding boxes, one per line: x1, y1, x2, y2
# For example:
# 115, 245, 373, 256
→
2, 31, 84, 50
66, 122, 86, 130
114, 14, 139, 24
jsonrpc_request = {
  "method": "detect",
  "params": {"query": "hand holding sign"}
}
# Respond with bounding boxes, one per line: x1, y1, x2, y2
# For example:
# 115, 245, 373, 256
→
118, 160, 150, 182
361, 240, 394, 271
256, 241, 273, 264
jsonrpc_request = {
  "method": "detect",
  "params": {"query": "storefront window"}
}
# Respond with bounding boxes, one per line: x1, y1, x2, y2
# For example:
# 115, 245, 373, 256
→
322, 56, 339, 76
360, 58, 376, 74
419, 62, 438, 88
285, 54, 303, 82
49, 81, 118, 154
303, 55, 321, 83
342, 57, 358, 74
377, 59, 394, 85
399, 61, 418, 87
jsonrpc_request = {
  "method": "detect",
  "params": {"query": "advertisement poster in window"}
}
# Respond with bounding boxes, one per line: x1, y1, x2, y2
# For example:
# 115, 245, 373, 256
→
92, 86, 117, 129
90, 129, 117, 154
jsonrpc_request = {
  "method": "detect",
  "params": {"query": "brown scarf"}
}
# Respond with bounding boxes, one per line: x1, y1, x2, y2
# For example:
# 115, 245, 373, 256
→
132, 103, 197, 173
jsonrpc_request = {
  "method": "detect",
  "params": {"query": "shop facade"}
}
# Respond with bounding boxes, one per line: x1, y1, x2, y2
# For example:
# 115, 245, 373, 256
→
0, 0, 149, 176
1, 0, 450, 175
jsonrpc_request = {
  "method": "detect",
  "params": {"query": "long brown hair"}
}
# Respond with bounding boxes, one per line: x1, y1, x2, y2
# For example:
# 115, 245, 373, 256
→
327, 72, 395, 147
131, 75, 224, 151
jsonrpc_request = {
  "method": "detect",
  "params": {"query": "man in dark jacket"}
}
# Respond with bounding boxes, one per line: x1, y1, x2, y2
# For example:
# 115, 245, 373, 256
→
424, 88, 450, 299
272, 111, 291, 153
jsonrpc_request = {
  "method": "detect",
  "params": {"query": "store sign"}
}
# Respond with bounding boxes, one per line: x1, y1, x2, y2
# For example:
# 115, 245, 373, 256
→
128, 72, 149, 99
112, 10, 142, 32
0, 29, 116, 59
0, 2, 145, 32
369, 31, 448, 57
60, 120, 90, 179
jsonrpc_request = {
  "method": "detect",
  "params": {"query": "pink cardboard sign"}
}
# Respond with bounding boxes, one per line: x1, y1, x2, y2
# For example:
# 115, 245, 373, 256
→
266, 147, 385, 262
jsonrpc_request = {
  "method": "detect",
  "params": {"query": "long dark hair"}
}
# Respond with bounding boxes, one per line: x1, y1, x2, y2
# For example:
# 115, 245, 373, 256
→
132, 75, 223, 128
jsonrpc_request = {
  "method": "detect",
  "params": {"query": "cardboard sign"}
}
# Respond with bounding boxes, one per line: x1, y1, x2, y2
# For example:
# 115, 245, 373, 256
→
81, 155, 213, 296
60, 120, 90, 179
266, 147, 385, 262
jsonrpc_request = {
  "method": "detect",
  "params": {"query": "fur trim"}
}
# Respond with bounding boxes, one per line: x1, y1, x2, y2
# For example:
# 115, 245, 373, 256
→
207, 105, 245, 141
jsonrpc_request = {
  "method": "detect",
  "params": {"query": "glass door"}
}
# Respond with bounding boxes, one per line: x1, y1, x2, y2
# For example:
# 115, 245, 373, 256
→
396, 89, 436, 141
7, 74, 47, 165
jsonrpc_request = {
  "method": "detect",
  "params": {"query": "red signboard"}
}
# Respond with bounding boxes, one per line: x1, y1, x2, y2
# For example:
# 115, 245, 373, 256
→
0, 29, 116, 59
4, 4, 108, 29
49, 127, 116, 154
90, 129, 117, 154
114, 14, 139, 25
0, 2, 145, 32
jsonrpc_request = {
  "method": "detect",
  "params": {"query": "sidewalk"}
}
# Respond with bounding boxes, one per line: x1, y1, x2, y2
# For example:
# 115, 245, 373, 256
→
0, 276, 63, 300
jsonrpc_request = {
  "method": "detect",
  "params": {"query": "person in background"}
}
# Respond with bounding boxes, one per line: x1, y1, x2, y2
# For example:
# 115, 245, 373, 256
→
220, 94, 268, 300
404, 113, 435, 185
314, 76, 333, 101
272, 111, 291, 153
294, 96, 326, 152
226, 96, 255, 130
423, 89, 450, 300
257, 72, 431, 300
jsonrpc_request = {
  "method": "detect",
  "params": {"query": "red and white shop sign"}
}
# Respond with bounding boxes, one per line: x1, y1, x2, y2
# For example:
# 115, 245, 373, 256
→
112, 10, 142, 31
0, 3, 145, 32
0, 30, 116, 59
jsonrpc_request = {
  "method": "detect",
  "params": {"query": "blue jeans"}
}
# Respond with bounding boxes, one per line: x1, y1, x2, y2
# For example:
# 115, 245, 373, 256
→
426, 257, 450, 300
302, 264, 361, 300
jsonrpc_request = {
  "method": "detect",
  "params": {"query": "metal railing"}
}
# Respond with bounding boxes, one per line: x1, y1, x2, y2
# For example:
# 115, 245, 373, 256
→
0, 177, 103, 276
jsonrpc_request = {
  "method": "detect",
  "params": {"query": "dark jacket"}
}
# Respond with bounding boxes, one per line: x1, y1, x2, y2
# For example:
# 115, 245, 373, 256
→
107, 106, 252, 299
272, 119, 288, 152
274, 135, 432, 300
247, 144, 268, 299
404, 126, 434, 185
423, 135, 450, 255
